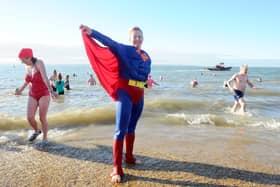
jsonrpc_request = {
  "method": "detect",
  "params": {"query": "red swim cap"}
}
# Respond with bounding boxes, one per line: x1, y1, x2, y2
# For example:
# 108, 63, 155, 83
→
18, 48, 33, 58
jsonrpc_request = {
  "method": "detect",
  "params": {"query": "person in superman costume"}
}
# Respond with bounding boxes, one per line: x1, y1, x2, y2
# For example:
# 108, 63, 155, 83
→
80, 24, 151, 183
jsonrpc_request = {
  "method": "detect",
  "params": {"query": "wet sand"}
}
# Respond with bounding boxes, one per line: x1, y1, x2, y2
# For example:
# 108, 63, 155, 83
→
1, 121, 280, 187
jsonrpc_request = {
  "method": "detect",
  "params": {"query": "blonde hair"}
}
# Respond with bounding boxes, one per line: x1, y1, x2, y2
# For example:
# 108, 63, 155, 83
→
240, 64, 248, 71
240, 64, 248, 74
129, 26, 143, 35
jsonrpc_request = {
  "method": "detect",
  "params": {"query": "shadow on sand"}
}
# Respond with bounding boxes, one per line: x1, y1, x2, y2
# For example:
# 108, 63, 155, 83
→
30, 141, 280, 186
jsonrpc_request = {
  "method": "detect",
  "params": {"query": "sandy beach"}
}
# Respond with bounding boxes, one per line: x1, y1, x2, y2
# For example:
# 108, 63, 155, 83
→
1, 120, 279, 187
1, 0, 280, 185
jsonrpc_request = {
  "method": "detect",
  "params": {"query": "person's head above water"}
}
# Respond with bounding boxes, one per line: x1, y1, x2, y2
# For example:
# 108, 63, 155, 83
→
129, 27, 143, 49
57, 72, 62, 81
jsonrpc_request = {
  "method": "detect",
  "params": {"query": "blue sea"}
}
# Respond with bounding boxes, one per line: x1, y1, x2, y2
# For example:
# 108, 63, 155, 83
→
0, 64, 279, 151
1, 64, 279, 128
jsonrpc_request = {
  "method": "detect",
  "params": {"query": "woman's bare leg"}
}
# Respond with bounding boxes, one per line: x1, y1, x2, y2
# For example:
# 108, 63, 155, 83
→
38, 96, 50, 140
27, 96, 39, 132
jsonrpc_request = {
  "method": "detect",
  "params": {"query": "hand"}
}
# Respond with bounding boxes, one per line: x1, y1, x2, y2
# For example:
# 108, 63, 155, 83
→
50, 90, 58, 99
15, 88, 21, 95
80, 24, 92, 35
51, 92, 58, 99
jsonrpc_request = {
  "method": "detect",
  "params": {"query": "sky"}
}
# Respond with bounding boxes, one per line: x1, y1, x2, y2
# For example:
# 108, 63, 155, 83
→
0, 0, 280, 67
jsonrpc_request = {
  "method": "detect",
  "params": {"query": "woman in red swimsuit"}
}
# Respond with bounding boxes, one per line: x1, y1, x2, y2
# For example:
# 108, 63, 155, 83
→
15, 48, 56, 142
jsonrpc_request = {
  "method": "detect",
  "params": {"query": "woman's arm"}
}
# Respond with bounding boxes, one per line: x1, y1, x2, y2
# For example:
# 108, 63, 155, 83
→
154, 80, 159, 86
15, 81, 29, 95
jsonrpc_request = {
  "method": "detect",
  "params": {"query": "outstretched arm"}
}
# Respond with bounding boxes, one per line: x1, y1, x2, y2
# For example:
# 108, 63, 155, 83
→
80, 24, 120, 53
15, 81, 29, 95
154, 80, 159, 86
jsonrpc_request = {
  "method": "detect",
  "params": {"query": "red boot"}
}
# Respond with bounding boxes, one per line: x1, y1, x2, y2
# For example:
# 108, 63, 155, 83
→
125, 134, 136, 164
110, 140, 124, 182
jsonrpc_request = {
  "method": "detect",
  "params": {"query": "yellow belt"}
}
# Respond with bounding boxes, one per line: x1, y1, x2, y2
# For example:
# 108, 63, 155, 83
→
128, 79, 145, 88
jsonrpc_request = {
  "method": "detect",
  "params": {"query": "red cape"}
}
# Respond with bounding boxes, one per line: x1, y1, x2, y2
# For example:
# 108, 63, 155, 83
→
82, 34, 119, 100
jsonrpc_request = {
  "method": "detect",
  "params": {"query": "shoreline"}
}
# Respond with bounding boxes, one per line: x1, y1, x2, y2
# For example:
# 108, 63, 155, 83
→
1, 123, 280, 186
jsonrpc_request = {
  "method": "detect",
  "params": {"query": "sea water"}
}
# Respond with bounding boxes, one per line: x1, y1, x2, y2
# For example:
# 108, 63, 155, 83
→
0, 64, 279, 145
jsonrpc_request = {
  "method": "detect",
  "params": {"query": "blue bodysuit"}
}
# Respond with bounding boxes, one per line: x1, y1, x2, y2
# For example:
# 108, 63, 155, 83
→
82, 28, 151, 177
89, 29, 151, 140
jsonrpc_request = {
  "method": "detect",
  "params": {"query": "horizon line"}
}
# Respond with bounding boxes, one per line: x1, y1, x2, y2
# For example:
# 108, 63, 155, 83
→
1, 62, 279, 68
